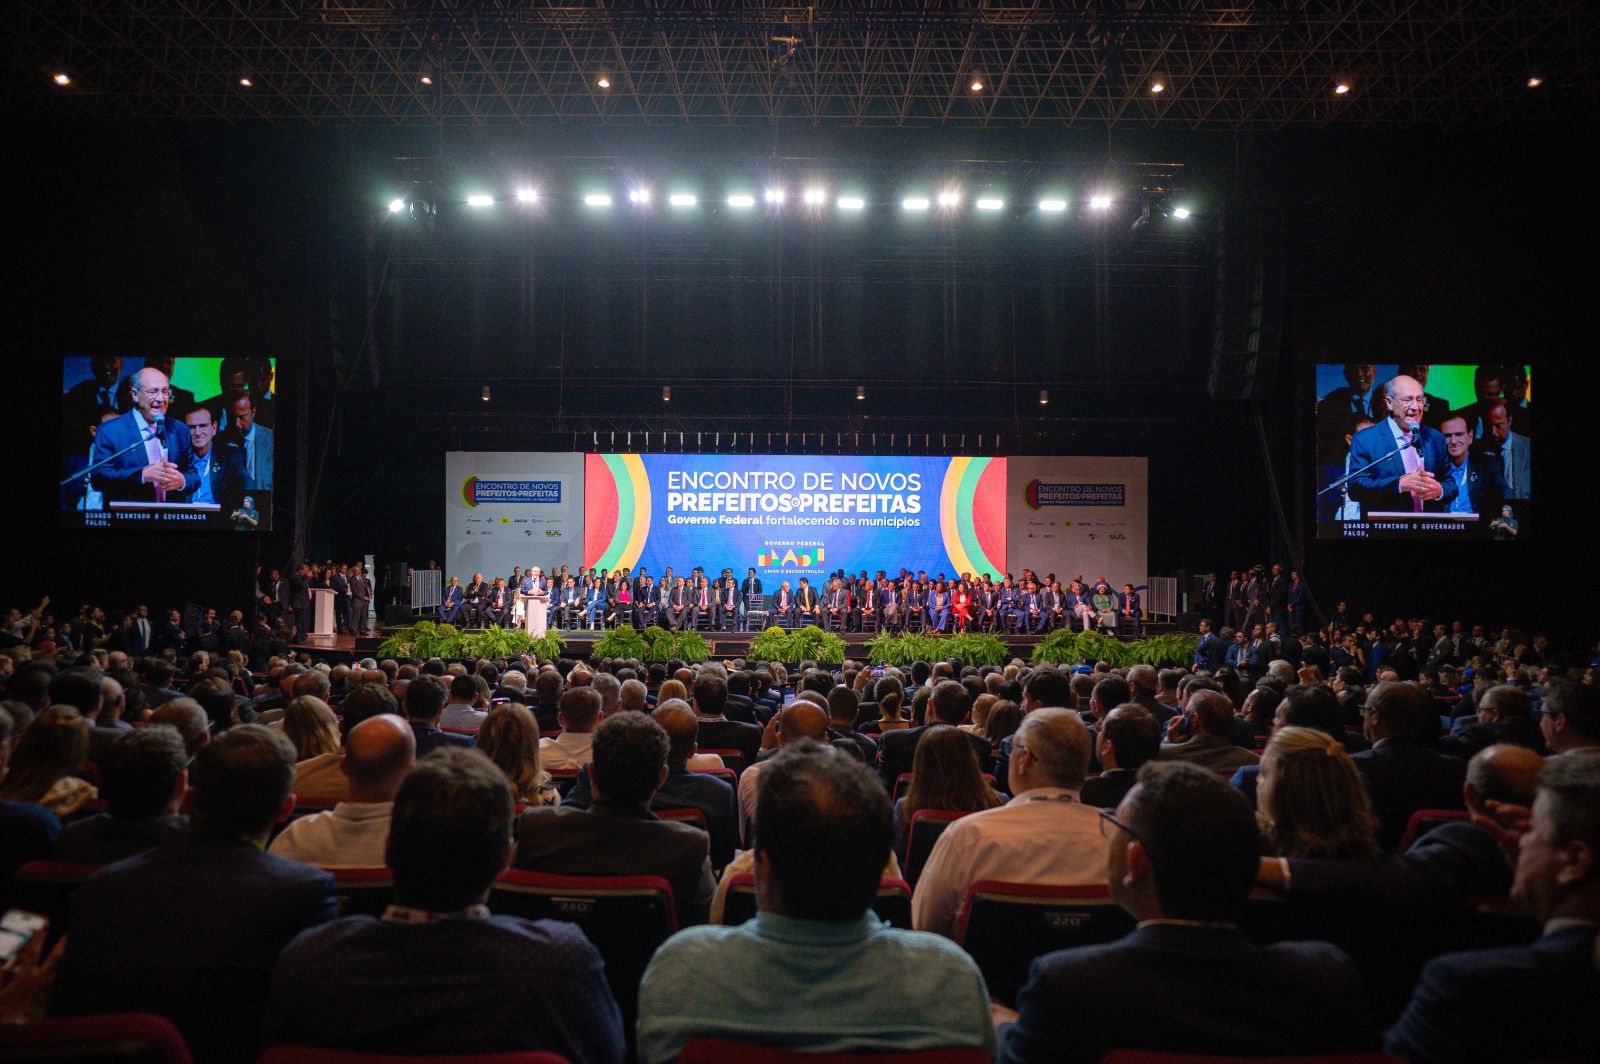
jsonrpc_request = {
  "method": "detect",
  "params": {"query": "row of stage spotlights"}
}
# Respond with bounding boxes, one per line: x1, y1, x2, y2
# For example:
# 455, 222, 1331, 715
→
386, 188, 1192, 220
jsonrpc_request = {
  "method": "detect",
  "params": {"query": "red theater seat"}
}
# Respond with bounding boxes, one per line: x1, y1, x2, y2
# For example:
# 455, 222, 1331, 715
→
0, 1012, 194, 1064
954, 881, 1135, 1006
259, 1049, 571, 1064
680, 1041, 987, 1064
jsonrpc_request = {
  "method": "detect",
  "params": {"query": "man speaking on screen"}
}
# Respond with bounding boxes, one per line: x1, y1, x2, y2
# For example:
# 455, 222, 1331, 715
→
1347, 374, 1458, 516
87, 366, 198, 503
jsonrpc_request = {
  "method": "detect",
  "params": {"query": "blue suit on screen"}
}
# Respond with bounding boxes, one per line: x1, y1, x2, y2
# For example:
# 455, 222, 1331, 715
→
1347, 419, 1457, 516
88, 410, 199, 502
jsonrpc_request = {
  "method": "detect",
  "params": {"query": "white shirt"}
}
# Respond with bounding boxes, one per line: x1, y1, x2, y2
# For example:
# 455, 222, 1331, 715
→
268, 801, 393, 868
911, 787, 1108, 939
538, 731, 596, 772
439, 702, 487, 731
737, 758, 769, 846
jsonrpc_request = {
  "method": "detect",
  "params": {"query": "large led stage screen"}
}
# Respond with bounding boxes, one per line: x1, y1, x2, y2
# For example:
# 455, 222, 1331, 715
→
584, 454, 1008, 582
1315, 362, 1530, 541
60, 356, 276, 532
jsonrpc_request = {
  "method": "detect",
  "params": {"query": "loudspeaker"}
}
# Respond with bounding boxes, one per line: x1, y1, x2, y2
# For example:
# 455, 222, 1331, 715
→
385, 604, 411, 624
1208, 202, 1285, 400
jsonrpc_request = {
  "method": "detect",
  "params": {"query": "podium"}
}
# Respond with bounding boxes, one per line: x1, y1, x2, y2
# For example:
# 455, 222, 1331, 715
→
311, 588, 336, 636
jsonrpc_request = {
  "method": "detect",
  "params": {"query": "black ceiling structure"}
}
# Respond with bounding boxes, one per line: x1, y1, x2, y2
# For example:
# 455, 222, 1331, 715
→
9, 0, 1597, 129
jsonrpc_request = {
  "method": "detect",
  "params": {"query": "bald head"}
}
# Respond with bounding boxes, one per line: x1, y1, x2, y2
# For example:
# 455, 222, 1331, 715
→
1465, 743, 1543, 815
343, 714, 416, 800
780, 702, 829, 744
652, 700, 700, 765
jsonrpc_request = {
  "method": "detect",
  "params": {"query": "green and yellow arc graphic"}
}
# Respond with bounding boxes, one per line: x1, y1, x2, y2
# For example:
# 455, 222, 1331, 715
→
939, 456, 1001, 577
593, 453, 651, 572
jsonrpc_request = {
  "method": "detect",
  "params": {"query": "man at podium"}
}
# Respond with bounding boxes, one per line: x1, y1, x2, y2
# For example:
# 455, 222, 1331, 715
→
1347, 373, 1458, 517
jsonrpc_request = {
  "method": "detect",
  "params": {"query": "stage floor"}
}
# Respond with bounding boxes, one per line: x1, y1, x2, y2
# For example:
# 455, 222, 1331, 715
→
290, 621, 1175, 662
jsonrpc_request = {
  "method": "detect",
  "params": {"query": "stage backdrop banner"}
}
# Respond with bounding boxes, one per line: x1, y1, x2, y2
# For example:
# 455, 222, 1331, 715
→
584, 454, 1007, 583
445, 452, 585, 580
1005, 456, 1149, 587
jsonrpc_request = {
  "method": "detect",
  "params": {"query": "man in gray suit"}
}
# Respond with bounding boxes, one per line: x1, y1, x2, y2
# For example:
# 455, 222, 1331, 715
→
1473, 400, 1530, 500
349, 564, 374, 635
226, 394, 274, 490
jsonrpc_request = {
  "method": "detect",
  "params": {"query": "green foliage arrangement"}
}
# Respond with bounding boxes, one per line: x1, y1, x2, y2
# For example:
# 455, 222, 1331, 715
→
591, 625, 648, 661
373, 621, 563, 663
861, 631, 1012, 667
1031, 629, 1197, 668
742, 625, 848, 665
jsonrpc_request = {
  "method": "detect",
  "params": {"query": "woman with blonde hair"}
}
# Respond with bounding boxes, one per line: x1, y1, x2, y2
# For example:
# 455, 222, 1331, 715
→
0, 705, 96, 817
477, 702, 559, 807
657, 678, 688, 705
1257, 725, 1378, 860
283, 696, 342, 762
964, 693, 998, 735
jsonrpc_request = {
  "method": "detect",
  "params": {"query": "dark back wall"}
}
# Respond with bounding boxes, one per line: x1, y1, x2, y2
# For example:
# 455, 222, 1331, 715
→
3, 121, 1591, 643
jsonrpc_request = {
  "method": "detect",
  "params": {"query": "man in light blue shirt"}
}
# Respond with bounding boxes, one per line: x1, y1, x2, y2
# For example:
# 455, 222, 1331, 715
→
637, 742, 994, 1063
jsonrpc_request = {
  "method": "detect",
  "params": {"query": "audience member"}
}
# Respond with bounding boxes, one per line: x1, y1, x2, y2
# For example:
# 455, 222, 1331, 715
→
738, 700, 830, 844
539, 687, 603, 772
0, 706, 96, 818
1081, 703, 1160, 809
914, 707, 1104, 938
1385, 754, 1600, 1063
896, 724, 1002, 853
439, 674, 487, 732
270, 714, 415, 867
996, 762, 1377, 1063
514, 712, 714, 927
1538, 679, 1600, 755
638, 742, 994, 1063
1256, 725, 1378, 860
51, 726, 337, 1061
477, 702, 559, 807
879, 680, 993, 790
52, 725, 188, 865
1354, 681, 1468, 851
265, 747, 624, 1062
1158, 690, 1260, 775
0, 707, 60, 878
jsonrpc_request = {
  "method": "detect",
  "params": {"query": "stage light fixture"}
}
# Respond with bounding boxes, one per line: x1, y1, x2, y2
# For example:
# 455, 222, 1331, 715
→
1526, 75, 1544, 88
515, 188, 538, 204
764, 187, 786, 205
669, 193, 697, 207
937, 191, 961, 208
902, 197, 930, 211
662, 386, 671, 402
387, 198, 405, 214
1150, 77, 1166, 94
1172, 206, 1192, 220
597, 75, 612, 89
1089, 193, 1113, 211
1039, 389, 1049, 405
238, 69, 254, 88
584, 193, 613, 207
838, 196, 865, 210
628, 188, 651, 205
481, 386, 491, 402
803, 188, 826, 205
419, 63, 434, 86
976, 197, 1004, 211
856, 386, 866, 400
466, 194, 494, 208
969, 77, 985, 92
727, 194, 756, 208
1334, 81, 1351, 95
52, 71, 71, 86
1038, 198, 1067, 212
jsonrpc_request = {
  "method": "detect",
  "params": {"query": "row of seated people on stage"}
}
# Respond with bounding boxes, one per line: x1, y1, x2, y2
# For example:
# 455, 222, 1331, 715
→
0, 644, 1596, 1062
438, 563, 1144, 633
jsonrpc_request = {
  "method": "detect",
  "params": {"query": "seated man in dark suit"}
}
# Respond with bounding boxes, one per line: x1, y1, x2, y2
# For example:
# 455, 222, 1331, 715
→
691, 671, 762, 769
404, 675, 473, 758
878, 680, 992, 790
996, 762, 1378, 1064
513, 711, 715, 928
1352, 680, 1468, 851
52, 725, 189, 865
50, 726, 338, 1062
1080, 704, 1160, 809
565, 701, 739, 872
1347, 374, 1458, 516
1385, 753, 1600, 1064
265, 748, 625, 1062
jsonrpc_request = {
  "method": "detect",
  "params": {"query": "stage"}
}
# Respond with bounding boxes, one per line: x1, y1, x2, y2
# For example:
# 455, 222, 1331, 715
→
289, 621, 1177, 664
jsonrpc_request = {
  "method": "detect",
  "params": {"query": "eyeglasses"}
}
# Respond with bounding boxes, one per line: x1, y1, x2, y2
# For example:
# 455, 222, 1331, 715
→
1098, 807, 1142, 841
138, 387, 172, 398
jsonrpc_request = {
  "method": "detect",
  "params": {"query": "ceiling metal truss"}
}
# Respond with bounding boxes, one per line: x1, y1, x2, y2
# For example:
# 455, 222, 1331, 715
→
10, 1, 1597, 129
